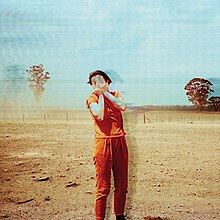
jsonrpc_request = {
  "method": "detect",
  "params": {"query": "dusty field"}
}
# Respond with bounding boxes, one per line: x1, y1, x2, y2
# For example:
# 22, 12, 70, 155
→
0, 110, 220, 220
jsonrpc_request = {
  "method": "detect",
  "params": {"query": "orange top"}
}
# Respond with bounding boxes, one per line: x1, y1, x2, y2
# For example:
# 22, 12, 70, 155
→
86, 91, 126, 139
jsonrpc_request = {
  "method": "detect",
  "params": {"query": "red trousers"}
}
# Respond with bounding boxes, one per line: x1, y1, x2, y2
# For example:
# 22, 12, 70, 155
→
93, 136, 128, 220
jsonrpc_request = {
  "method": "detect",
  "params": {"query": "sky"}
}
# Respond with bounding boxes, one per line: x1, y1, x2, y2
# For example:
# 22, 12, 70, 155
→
0, 0, 220, 109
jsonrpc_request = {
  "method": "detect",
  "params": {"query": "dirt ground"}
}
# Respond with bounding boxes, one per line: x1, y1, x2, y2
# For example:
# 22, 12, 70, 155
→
0, 110, 220, 220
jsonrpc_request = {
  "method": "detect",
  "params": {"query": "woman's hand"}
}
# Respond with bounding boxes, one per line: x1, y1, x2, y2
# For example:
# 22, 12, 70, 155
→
92, 75, 109, 93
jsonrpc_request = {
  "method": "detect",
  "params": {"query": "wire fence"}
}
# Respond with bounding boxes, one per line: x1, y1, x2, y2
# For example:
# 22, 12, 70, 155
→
0, 111, 91, 123
143, 112, 220, 123
1, 111, 220, 124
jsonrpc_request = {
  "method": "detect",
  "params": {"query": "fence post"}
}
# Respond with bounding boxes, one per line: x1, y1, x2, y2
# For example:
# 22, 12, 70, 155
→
170, 114, 172, 122
66, 112, 69, 122
3, 95, 6, 110
22, 114, 25, 122
143, 114, 151, 123
44, 113, 46, 122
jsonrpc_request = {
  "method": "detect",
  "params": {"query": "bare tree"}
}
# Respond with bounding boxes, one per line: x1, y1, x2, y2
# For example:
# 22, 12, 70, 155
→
184, 78, 214, 111
208, 96, 220, 111
26, 64, 50, 108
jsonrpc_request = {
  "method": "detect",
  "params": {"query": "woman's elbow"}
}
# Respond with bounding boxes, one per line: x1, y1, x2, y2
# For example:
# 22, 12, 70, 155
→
120, 103, 127, 111
94, 113, 104, 121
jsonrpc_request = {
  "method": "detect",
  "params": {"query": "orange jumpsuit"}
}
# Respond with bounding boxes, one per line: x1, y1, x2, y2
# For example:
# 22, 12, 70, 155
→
86, 91, 128, 220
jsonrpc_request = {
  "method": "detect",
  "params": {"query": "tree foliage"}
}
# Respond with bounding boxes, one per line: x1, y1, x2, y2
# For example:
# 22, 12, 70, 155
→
208, 96, 220, 111
184, 78, 214, 111
26, 64, 50, 105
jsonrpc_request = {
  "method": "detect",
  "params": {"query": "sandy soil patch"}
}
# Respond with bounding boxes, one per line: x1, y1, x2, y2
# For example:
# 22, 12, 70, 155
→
0, 111, 219, 219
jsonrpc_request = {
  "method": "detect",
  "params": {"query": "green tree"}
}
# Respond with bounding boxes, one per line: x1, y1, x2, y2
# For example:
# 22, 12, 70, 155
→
184, 78, 214, 111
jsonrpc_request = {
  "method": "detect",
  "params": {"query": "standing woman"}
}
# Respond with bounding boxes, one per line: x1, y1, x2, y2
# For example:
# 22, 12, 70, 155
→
86, 70, 128, 220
